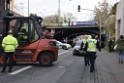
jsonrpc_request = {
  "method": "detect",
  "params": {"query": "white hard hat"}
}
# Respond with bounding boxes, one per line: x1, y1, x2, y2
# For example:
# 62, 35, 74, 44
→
8, 30, 13, 34
88, 35, 92, 39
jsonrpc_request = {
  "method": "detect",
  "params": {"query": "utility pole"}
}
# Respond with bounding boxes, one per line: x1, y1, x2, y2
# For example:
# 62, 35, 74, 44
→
58, 0, 60, 25
28, 0, 29, 16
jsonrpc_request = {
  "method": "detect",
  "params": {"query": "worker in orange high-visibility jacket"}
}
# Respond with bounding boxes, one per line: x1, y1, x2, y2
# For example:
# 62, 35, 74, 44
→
1, 30, 18, 73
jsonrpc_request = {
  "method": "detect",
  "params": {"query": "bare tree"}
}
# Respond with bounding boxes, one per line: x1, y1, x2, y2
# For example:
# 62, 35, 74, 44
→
43, 13, 76, 26
43, 14, 58, 26
94, 0, 118, 39
93, 0, 110, 27
63, 13, 76, 22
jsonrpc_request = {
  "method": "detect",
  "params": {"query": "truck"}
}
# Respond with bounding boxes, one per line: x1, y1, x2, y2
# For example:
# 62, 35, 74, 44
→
0, 14, 59, 66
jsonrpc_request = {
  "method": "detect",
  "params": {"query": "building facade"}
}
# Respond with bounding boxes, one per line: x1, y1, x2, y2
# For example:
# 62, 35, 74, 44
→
116, 0, 124, 40
0, 0, 6, 37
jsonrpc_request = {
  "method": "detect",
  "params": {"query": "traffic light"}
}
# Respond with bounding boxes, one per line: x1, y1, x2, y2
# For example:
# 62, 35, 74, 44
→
78, 5, 81, 12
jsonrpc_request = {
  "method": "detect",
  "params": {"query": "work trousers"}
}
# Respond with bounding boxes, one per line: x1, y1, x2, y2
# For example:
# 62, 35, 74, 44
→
2, 52, 14, 71
84, 54, 89, 66
117, 50, 123, 62
87, 52, 96, 72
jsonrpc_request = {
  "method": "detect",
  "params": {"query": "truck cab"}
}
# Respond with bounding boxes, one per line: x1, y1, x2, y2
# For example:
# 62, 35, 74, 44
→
0, 14, 58, 66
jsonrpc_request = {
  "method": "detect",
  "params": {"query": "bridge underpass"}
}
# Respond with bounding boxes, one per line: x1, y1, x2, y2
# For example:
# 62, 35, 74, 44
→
47, 25, 106, 48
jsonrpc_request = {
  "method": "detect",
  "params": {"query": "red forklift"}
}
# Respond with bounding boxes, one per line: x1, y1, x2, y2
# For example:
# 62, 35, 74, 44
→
0, 14, 59, 66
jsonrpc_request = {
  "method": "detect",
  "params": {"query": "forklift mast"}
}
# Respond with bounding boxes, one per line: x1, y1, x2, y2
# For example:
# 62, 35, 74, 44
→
0, 13, 45, 53
29, 14, 44, 38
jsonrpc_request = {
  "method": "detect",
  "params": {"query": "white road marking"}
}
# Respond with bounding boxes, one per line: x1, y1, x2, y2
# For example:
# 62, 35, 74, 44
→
58, 51, 69, 56
9, 66, 32, 75
9, 51, 69, 75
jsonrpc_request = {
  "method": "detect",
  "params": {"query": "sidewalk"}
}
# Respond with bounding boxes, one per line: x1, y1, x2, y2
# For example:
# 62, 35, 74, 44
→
82, 49, 124, 83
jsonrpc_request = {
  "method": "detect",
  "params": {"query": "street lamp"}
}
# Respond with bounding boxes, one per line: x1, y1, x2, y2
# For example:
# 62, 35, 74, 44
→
20, 3, 24, 15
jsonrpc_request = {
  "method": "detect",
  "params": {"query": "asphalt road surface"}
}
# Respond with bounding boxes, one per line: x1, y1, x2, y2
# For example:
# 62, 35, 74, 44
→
0, 49, 124, 83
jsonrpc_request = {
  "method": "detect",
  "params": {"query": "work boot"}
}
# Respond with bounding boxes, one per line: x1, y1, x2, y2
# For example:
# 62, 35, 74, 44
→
85, 63, 89, 66
121, 60, 123, 64
119, 60, 121, 64
87, 63, 90, 66
90, 70, 93, 73
1, 70, 6, 73
8, 66, 12, 73
90, 68, 94, 73
8, 69, 12, 73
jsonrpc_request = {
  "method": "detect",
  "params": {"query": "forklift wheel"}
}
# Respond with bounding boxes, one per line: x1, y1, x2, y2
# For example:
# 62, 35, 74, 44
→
38, 52, 52, 66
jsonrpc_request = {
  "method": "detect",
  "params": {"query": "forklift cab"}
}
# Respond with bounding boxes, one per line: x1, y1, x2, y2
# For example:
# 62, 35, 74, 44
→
13, 18, 39, 46
3, 14, 43, 47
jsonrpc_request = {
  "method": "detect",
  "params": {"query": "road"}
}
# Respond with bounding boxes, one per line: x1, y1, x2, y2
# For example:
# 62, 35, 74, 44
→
0, 49, 124, 83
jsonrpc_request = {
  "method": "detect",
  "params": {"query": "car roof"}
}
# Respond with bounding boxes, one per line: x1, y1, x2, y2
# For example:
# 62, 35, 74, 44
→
76, 40, 83, 43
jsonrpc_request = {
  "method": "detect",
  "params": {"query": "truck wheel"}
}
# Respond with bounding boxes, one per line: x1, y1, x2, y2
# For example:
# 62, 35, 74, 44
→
38, 52, 52, 66
62, 46, 67, 50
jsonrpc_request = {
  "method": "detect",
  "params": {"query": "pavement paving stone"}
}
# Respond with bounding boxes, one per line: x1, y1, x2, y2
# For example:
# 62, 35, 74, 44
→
94, 50, 124, 83
81, 49, 124, 83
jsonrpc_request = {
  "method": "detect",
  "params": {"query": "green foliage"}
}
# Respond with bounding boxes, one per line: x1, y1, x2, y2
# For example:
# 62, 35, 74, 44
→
109, 3, 118, 15
94, 0, 117, 41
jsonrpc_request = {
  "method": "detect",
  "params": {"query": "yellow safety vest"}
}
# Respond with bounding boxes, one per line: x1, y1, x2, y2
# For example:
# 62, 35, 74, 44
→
87, 39, 97, 52
20, 28, 28, 40
2, 34, 18, 52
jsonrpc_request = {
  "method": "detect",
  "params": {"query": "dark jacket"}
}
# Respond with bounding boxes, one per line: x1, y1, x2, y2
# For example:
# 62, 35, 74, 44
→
80, 40, 87, 51
115, 39, 124, 51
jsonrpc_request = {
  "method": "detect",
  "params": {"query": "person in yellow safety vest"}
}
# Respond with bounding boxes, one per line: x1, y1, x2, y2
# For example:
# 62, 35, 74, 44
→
85, 34, 101, 73
80, 35, 89, 66
19, 28, 28, 42
1, 30, 18, 73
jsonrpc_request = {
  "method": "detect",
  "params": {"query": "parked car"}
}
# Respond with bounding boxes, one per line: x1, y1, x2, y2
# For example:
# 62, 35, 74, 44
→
73, 40, 85, 56
56, 41, 71, 50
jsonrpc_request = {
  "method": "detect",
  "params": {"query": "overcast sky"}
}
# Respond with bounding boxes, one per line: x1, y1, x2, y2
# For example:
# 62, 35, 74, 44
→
14, 0, 119, 21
